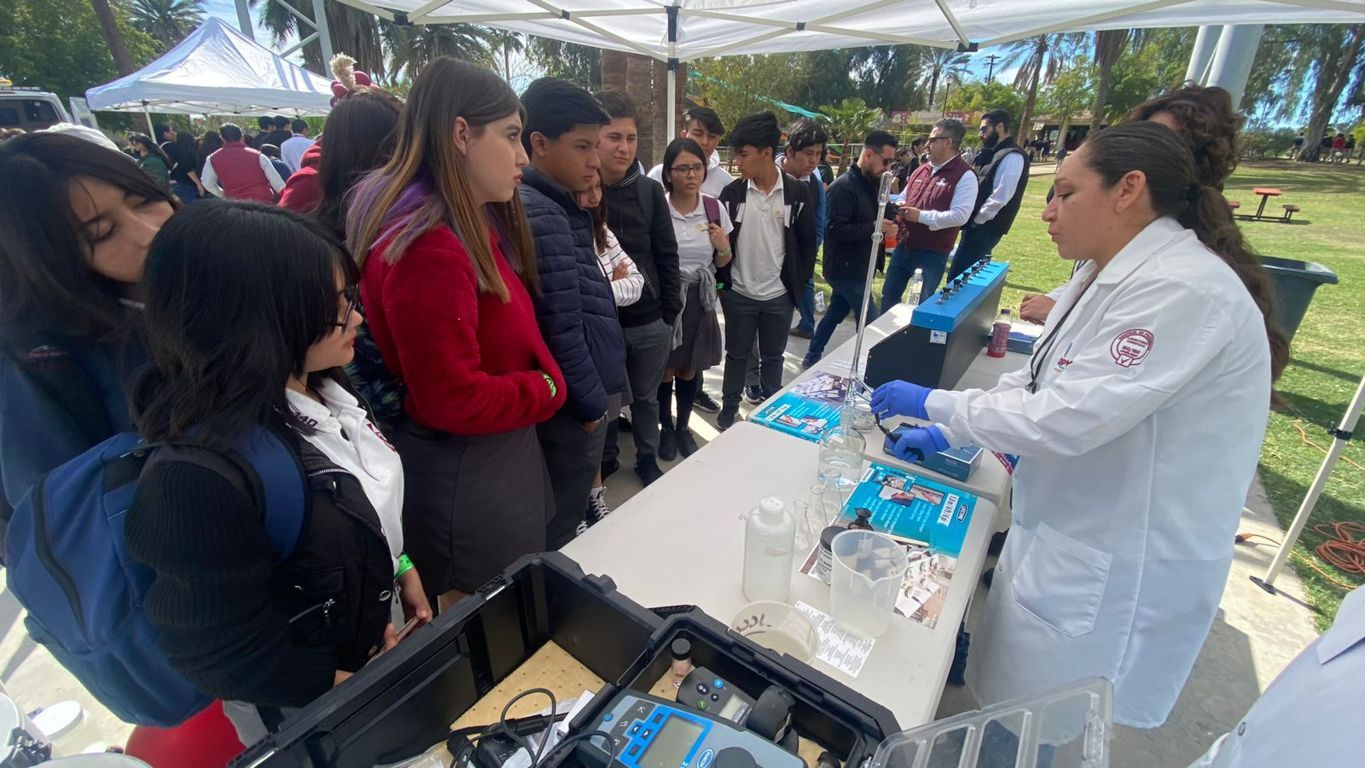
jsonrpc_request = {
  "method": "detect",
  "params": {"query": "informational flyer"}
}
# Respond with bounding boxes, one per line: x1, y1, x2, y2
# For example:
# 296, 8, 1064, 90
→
799, 462, 976, 629
750, 372, 849, 442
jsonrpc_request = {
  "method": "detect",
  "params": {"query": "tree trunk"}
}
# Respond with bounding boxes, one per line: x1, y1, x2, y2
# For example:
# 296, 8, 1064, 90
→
626, 54, 656, 165
1016, 63, 1042, 146
927, 69, 940, 109
327, 3, 385, 80
1089, 70, 1110, 133
1090, 29, 1127, 132
602, 50, 628, 92
1297, 25, 1365, 162
90, 0, 135, 75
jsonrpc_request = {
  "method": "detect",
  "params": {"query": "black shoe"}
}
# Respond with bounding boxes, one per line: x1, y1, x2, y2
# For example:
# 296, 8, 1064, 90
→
677, 429, 700, 457
601, 458, 620, 480
789, 326, 813, 339
635, 458, 664, 486
717, 407, 738, 431
616, 415, 633, 433
800, 356, 817, 370
694, 391, 721, 413
743, 385, 764, 404
981, 567, 994, 589
658, 427, 678, 461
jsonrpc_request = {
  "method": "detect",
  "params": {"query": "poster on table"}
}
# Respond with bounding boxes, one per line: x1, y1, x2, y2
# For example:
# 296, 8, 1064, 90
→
751, 372, 849, 442
799, 462, 976, 629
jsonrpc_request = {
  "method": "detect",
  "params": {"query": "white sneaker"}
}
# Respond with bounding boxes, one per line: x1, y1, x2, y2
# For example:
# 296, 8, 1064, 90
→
588, 486, 611, 523
575, 519, 590, 537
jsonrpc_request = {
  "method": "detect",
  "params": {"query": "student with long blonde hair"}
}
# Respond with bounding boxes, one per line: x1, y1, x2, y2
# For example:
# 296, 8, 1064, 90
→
347, 57, 565, 610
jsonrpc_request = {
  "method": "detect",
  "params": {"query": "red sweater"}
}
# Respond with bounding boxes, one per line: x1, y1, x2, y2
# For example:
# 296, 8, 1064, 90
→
361, 224, 566, 435
278, 141, 323, 214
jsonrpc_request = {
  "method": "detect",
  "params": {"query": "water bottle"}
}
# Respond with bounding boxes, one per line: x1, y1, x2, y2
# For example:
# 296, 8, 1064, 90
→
988, 308, 1013, 358
814, 290, 827, 314
907, 268, 924, 306
743, 497, 796, 601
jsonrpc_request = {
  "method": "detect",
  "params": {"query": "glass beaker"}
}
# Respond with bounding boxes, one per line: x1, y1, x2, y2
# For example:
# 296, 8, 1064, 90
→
829, 530, 909, 638
817, 424, 866, 492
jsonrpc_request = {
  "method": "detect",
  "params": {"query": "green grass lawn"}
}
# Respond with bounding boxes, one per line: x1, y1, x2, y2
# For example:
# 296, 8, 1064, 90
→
817, 161, 1365, 630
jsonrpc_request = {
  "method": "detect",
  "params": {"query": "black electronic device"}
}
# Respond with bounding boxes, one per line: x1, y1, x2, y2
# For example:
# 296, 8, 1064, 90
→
882, 425, 926, 462
575, 691, 803, 768
865, 261, 1009, 390
675, 667, 753, 725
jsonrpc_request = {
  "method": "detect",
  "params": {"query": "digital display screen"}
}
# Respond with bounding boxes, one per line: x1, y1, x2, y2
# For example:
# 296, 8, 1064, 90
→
718, 696, 747, 722
638, 717, 702, 768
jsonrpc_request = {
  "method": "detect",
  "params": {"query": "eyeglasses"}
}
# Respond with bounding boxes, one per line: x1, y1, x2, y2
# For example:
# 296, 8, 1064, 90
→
670, 163, 705, 176
332, 286, 358, 329
927, 136, 952, 144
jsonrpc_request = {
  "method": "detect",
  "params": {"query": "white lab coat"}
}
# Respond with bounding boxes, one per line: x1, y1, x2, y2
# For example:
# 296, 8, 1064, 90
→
1189, 586, 1365, 767
924, 217, 1272, 728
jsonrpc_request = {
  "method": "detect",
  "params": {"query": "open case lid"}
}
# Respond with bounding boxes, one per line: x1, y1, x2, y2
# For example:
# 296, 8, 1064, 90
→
869, 677, 1112, 768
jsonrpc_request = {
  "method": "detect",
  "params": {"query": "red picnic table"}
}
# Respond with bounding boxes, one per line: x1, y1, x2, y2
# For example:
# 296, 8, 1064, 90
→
1252, 187, 1282, 219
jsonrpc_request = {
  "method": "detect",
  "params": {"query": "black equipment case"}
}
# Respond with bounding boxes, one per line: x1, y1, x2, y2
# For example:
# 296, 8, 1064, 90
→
232, 553, 899, 767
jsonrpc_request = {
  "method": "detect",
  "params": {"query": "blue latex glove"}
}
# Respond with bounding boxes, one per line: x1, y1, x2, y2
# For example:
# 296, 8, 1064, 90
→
870, 380, 934, 421
889, 425, 950, 463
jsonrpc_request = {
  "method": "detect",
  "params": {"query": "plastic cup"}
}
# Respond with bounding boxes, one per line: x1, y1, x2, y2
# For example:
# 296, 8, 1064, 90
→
829, 530, 909, 638
729, 601, 819, 662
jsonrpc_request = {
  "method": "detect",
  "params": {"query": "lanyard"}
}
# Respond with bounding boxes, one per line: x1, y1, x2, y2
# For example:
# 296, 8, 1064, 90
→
1027, 276, 1094, 394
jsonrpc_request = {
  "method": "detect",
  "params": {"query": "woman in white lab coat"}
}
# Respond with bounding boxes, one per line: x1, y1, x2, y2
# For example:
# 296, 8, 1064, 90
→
871, 122, 1287, 728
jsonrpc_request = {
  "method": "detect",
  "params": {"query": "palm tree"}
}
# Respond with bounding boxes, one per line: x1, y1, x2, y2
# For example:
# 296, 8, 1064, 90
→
818, 98, 883, 174
1004, 33, 1081, 145
380, 22, 493, 82
1089, 29, 1130, 131
90, 0, 136, 75
128, 0, 204, 50
486, 29, 524, 82
920, 48, 971, 109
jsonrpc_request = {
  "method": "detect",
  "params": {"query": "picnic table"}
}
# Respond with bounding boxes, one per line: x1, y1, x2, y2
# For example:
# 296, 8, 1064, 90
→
1252, 187, 1282, 219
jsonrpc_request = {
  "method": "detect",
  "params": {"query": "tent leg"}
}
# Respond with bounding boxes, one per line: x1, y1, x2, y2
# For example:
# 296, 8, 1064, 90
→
666, 64, 677, 142
312, 0, 334, 66
1257, 372, 1365, 592
235, 0, 255, 42
1185, 25, 1222, 85
142, 103, 155, 136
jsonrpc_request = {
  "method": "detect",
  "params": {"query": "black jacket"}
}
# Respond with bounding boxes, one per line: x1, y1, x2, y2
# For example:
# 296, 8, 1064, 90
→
717, 174, 818, 307
822, 168, 899, 283
127, 432, 394, 708
520, 168, 627, 422
603, 164, 681, 327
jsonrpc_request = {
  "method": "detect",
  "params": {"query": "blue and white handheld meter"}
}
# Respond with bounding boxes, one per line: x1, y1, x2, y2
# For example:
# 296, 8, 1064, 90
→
575, 691, 803, 768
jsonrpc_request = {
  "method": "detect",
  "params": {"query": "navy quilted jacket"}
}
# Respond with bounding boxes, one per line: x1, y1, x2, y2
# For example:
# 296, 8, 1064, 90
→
519, 168, 627, 423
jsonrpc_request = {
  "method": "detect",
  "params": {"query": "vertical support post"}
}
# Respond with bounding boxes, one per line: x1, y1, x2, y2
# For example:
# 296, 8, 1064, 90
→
235, 0, 255, 42
312, 0, 334, 68
1185, 25, 1222, 85
141, 102, 155, 135
1207, 24, 1264, 110
666, 6, 680, 144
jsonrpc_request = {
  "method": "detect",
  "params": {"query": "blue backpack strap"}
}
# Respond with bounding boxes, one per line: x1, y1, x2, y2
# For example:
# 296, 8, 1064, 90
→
233, 429, 308, 564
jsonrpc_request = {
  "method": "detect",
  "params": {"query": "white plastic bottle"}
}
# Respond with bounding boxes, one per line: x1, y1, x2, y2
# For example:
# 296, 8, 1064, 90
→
743, 497, 796, 602
907, 268, 924, 306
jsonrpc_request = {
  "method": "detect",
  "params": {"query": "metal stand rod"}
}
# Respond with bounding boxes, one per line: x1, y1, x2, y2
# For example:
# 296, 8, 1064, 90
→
1256, 371, 1365, 592
846, 171, 895, 399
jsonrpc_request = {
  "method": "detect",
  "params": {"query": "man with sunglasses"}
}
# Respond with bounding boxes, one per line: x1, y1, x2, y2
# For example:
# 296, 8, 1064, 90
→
878, 119, 978, 315
947, 109, 1030, 283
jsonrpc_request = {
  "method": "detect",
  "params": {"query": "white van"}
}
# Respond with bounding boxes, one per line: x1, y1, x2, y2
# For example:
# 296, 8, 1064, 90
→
0, 79, 74, 132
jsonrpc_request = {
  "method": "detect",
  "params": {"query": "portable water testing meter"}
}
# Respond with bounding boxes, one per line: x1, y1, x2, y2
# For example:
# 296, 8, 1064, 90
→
575, 691, 803, 768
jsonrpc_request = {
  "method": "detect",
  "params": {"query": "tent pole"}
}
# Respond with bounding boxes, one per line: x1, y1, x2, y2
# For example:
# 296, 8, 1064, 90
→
141, 102, 155, 135
1254, 372, 1365, 593
235, 0, 255, 42
1185, 25, 1222, 85
666, 5, 679, 141
311, 0, 335, 68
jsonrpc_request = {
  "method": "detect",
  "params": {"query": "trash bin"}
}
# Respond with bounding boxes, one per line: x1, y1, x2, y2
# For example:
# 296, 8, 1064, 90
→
1260, 256, 1339, 342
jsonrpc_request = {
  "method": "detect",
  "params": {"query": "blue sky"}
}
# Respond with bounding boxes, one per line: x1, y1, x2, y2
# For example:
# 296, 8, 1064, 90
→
203, 0, 302, 61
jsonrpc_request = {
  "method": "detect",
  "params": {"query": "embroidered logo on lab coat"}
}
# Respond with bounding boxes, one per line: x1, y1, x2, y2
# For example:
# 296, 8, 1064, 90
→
1110, 329, 1154, 367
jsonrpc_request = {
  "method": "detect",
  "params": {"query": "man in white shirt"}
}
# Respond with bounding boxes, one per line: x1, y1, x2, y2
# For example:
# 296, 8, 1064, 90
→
280, 118, 315, 173
713, 112, 817, 430
879, 118, 978, 314
648, 107, 734, 197
947, 108, 1030, 281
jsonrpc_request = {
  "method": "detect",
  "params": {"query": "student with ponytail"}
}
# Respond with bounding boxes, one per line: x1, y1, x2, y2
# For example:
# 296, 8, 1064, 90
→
871, 121, 1281, 729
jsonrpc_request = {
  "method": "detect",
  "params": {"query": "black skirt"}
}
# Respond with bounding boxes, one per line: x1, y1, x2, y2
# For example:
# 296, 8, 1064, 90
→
393, 422, 552, 595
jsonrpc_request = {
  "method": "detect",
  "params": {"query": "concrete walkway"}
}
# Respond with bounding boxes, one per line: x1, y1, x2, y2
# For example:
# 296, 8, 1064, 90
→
0, 312, 1324, 764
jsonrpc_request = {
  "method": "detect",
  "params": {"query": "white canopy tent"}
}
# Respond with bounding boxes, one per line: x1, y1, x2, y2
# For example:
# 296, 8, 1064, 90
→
86, 17, 334, 117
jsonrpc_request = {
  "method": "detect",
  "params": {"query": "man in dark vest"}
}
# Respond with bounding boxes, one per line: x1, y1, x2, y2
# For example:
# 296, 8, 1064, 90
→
948, 109, 1030, 281
879, 118, 978, 315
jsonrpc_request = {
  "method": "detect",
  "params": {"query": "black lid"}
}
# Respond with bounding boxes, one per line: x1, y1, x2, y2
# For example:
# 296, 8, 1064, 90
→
670, 637, 691, 660
820, 525, 843, 549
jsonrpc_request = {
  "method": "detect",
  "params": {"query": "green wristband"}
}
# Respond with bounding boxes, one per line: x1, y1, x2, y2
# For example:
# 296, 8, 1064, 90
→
396, 553, 414, 579
541, 373, 558, 398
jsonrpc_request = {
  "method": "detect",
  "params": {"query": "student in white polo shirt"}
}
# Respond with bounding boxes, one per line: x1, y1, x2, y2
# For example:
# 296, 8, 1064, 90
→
713, 112, 817, 430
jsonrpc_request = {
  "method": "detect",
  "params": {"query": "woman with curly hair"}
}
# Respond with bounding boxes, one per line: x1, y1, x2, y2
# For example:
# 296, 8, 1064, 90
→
1020, 84, 1245, 324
